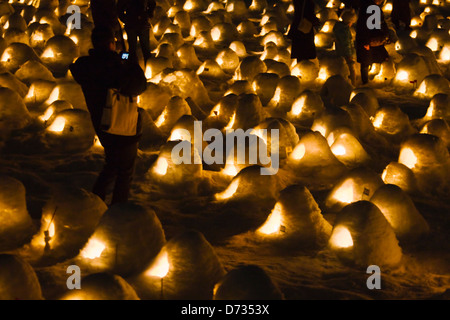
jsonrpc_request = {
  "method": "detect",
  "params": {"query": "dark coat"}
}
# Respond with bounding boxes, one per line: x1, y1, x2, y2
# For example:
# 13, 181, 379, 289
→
90, 0, 121, 31
355, 0, 390, 65
117, 0, 156, 31
288, 0, 320, 61
391, 0, 411, 29
69, 49, 147, 145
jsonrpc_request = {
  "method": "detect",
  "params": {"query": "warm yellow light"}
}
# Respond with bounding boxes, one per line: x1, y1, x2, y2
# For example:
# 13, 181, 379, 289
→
169, 128, 190, 141
318, 68, 328, 81
381, 169, 388, 182
291, 143, 306, 160
46, 87, 60, 105
1, 51, 11, 62
439, 46, 450, 62
426, 38, 439, 51
154, 109, 167, 127
312, 123, 327, 137
373, 112, 384, 128
396, 70, 409, 81
410, 30, 418, 39
399, 147, 418, 169
211, 27, 221, 41
291, 96, 305, 116
225, 113, 235, 130
39, 107, 54, 122
222, 161, 239, 176
153, 157, 168, 176
215, 178, 240, 200
183, 0, 193, 11
333, 179, 354, 204
47, 116, 66, 132
81, 238, 106, 260
42, 48, 55, 59
383, 3, 393, 12
257, 203, 283, 235
48, 222, 55, 238
210, 105, 220, 117
330, 225, 353, 248
146, 249, 170, 278
331, 144, 346, 156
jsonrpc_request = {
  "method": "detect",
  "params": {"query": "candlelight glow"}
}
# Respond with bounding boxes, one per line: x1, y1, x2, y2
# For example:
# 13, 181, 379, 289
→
153, 157, 168, 176
291, 143, 306, 160
333, 180, 354, 204
155, 109, 167, 127
426, 38, 439, 52
81, 238, 106, 260
257, 203, 283, 235
410, 30, 418, 39
373, 112, 384, 128
46, 87, 60, 105
225, 113, 235, 130
215, 178, 240, 200
331, 144, 346, 156
42, 48, 55, 59
318, 68, 328, 81
396, 70, 409, 82
39, 107, 54, 122
291, 96, 305, 116
439, 46, 450, 62
47, 116, 66, 132
330, 225, 353, 248
146, 249, 170, 278
399, 147, 418, 169
169, 128, 191, 141
222, 161, 239, 176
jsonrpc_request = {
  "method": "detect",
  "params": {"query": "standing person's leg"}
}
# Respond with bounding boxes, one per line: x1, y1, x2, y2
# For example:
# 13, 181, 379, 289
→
360, 63, 370, 84
111, 141, 139, 204
92, 145, 118, 201
126, 27, 139, 63
346, 56, 356, 86
138, 27, 152, 65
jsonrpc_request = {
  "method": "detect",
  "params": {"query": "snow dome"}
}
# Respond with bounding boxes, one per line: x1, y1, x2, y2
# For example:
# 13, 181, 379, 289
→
43, 80, 87, 111
256, 184, 332, 249
267, 75, 302, 114
0, 42, 39, 73
145, 56, 173, 80
175, 43, 202, 70
40, 35, 79, 77
210, 22, 238, 46
371, 105, 417, 144
205, 93, 238, 130
0, 175, 33, 251
23, 80, 56, 111
61, 272, 140, 300
420, 119, 450, 148
30, 187, 107, 262
132, 230, 225, 300
77, 202, 165, 277
234, 56, 267, 82
349, 87, 380, 118
329, 132, 371, 168
414, 74, 450, 99
319, 75, 353, 108
325, 167, 385, 212
398, 133, 450, 194
370, 184, 430, 242
0, 86, 32, 133
153, 95, 192, 136
393, 53, 438, 87
251, 72, 279, 107
0, 254, 43, 300
215, 47, 240, 74
213, 265, 284, 300
0, 72, 28, 97
329, 201, 402, 269
232, 93, 265, 130
14, 60, 55, 85
196, 59, 230, 80
381, 162, 419, 194
44, 108, 95, 152
288, 89, 325, 127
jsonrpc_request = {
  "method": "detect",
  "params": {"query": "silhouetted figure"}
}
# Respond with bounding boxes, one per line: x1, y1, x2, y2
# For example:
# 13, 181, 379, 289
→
333, 9, 357, 86
69, 27, 147, 204
288, 0, 320, 62
90, 0, 125, 51
356, 0, 390, 84
117, 0, 156, 64
391, 0, 411, 31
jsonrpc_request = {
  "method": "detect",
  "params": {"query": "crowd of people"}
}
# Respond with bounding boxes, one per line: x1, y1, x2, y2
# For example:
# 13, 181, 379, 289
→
290, 0, 411, 85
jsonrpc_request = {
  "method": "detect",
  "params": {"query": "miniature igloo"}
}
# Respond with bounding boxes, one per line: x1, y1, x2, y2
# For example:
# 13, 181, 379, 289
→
263, 59, 291, 78
213, 265, 284, 300
131, 230, 226, 300
256, 185, 332, 249
215, 48, 240, 74
210, 22, 239, 46
370, 184, 429, 242
145, 56, 173, 80
267, 75, 302, 114
147, 140, 203, 189
311, 106, 353, 138
0, 86, 32, 132
196, 59, 230, 80
40, 35, 79, 77
76, 202, 165, 277
234, 56, 267, 82
252, 73, 280, 107
421, 93, 449, 123
14, 60, 55, 85
153, 95, 192, 136
371, 105, 417, 144
43, 80, 87, 111
0, 42, 39, 73
252, 117, 299, 159
414, 74, 450, 99
30, 187, 107, 262
393, 53, 437, 87
287, 132, 347, 182
232, 93, 265, 130
320, 75, 354, 108
421, 119, 450, 148
225, 80, 254, 96
61, 273, 140, 300
288, 89, 324, 127
329, 132, 371, 168
0, 72, 28, 97
0, 175, 34, 251
349, 87, 380, 117
215, 165, 280, 202
398, 133, 450, 194
229, 40, 248, 58
205, 93, 238, 130
381, 162, 419, 194
329, 201, 402, 268
23, 80, 56, 110
0, 254, 43, 300
291, 59, 319, 85
44, 109, 95, 153
325, 167, 385, 212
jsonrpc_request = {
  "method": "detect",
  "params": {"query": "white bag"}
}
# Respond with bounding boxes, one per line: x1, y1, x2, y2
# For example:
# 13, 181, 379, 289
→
100, 88, 139, 136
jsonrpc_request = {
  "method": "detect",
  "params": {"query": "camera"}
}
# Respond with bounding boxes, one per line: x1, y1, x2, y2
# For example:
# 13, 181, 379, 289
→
121, 52, 129, 60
